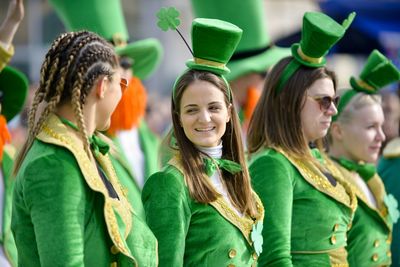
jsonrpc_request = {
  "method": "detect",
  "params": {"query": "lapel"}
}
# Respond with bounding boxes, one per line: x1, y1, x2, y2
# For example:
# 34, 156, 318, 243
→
0, 146, 14, 242
167, 156, 264, 246
37, 114, 137, 265
334, 162, 391, 230
274, 147, 357, 213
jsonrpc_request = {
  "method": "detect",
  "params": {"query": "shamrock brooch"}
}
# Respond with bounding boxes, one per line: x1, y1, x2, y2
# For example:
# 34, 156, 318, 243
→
251, 221, 263, 256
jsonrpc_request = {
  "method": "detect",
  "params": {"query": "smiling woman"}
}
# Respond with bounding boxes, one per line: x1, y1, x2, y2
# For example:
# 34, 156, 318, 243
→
142, 16, 264, 266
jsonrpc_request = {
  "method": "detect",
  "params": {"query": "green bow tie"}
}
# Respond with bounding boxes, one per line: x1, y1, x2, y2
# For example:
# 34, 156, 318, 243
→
60, 117, 110, 156
203, 157, 242, 177
333, 157, 376, 182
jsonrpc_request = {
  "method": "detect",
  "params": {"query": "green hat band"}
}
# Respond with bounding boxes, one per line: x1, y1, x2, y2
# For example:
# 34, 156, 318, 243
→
275, 11, 356, 94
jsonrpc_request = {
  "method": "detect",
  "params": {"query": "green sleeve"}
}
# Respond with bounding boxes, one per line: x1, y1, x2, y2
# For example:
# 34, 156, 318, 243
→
249, 153, 294, 267
142, 169, 191, 267
20, 151, 88, 266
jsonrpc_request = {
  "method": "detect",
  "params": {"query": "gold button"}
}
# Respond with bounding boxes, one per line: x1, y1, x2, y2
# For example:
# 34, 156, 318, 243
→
373, 240, 380, 248
111, 245, 119, 255
111, 262, 117, 267
372, 253, 378, 262
253, 252, 258, 260
347, 222, 352, 230
227, 264, 235, 267
228, 249, 237, 259
330, 235, 337, 245
386, 235, 392, 244
387, 251, 392, 257
333, 223, 339, 231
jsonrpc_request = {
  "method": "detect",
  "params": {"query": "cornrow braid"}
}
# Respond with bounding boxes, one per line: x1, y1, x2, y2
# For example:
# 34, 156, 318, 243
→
14, 30, 119, 174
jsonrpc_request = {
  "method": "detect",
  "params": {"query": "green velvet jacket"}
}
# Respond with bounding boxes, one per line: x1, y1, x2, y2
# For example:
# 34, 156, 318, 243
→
334, 162, 392, 267
1, 146, 17, 266
378, 137, 400, 267
249, 147, 357, 267
11, 115, 157, 267
142, 156, 264, 267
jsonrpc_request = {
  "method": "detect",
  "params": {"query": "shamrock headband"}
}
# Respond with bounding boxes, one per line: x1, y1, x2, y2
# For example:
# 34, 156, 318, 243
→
275, 12, 356, 93
333, 49, 400, 121
156, 7, 242, 103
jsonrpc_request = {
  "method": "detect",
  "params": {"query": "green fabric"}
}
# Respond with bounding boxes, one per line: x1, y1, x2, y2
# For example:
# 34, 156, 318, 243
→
0, 66, 28, 122
49, 0, 163, 80
185, 18, 243, 75
378, 156, 400, 267
350, 49, 400, 93
142, 164, 257, 267
276, 11, 355, 93
332, 157, 376, 182
12, 140, 157, 266
249, 148, 353, 266
203, 157, 242, 177
138, 120, 161, 180
1, 150, 17, 266
109, 154, 145, 220
190, 0, 290, 81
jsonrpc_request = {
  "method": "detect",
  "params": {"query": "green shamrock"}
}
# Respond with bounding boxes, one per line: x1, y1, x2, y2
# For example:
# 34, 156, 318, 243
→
384, 194, 399, 224
156, 7, 181, 32
251, 221, 263, 256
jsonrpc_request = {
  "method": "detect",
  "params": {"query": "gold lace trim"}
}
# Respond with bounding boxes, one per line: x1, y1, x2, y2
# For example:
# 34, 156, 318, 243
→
39, 115, 136, 263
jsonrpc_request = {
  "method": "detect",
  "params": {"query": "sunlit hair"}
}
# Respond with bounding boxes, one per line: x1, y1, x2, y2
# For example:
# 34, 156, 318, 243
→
14, 30, 119, 174
247, 56, 337, 158
169, 69, 257, 217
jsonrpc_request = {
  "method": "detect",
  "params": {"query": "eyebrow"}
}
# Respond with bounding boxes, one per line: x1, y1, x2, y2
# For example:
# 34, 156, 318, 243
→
183, 101, 223, 109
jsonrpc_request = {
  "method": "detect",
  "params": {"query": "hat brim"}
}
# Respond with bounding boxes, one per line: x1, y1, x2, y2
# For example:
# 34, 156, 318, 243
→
115, 38, 163, 80
291, 43, 326, 68
186, 60, 230, 76
0, 66, 28, 122
226, 46, 290, 81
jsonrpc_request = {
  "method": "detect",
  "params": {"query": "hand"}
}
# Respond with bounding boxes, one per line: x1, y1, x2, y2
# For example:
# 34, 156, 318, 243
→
4, 0, 24, 24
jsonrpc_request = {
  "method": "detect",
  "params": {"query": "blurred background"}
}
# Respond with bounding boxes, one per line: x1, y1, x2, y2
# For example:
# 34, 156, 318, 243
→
2, 0, 400, 141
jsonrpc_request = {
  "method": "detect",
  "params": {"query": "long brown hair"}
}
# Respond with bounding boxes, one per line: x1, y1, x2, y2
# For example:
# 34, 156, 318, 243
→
247, 57, 337, 158
170, 69, 257, 217
14, 31, 118, 174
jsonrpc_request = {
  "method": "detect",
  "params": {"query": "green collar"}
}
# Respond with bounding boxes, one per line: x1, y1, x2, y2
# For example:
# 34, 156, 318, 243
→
331, 156, 376, 182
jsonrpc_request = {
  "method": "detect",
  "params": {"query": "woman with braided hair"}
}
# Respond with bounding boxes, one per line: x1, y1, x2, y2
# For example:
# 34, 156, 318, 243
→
11, 31, 157, 266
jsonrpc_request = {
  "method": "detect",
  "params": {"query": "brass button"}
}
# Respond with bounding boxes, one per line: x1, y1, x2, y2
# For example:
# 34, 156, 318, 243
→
330, 235, 337, 245
373, 240, 380, 248
111, 262, 117, 267
333, 223, 339, 231
387, 251, 392, 257
386, 235, 392, 244
111, 245, 120, 255
227, 264, 235, 267
228, 249, 237, 259
372, 253, 379, 262
252, 252, 258, 260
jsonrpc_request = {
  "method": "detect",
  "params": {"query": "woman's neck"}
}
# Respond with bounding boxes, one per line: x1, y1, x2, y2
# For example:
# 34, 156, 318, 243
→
196, 143, 223, 159
56, 104, 96, 136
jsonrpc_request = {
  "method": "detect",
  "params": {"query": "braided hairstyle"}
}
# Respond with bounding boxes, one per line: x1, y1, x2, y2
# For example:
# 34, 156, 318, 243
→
14, 30, 119, 174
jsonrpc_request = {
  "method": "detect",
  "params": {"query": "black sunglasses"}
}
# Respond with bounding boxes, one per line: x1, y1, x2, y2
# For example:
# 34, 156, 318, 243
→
308, 95, 340, 111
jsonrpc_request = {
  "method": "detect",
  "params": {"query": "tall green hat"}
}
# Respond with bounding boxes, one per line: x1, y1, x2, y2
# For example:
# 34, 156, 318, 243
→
49, 0, 163, 80
186, 18, 243, 75
0, 66, 28, 122
276, 11, 356, 93
190, 0, 290, 81
333, 49, 400, 121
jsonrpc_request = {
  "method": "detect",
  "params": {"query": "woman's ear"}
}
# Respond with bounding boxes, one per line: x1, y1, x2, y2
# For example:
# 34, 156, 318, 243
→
330, 122, 344, 141
226, 103, 232, 123
95, 76, 108, 99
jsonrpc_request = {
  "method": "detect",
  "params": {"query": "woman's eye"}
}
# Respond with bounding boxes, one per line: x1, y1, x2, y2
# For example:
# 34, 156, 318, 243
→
209, 105, 221, 111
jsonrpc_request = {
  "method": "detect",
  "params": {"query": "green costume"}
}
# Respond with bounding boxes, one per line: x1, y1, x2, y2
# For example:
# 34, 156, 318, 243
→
249, 147, 357, 266
333, 161, 393, 266
143, 156, 264, 266
378, 137, 400, 267
12, 115, 157, 266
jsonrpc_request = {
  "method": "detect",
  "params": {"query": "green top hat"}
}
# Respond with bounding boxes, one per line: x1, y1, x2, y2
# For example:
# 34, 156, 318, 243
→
0, 66, 28, 122
276, 11, 356, 93
185, 18, 243, 75
49, 0, 163, 80
190, 0, 290, 81
333, 49, 400, 121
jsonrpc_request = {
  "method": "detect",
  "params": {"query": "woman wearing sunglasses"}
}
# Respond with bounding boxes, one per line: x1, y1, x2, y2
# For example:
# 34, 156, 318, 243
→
328, 50, 400, 267
247, 12, 358, 266
11, 31, 157, 266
